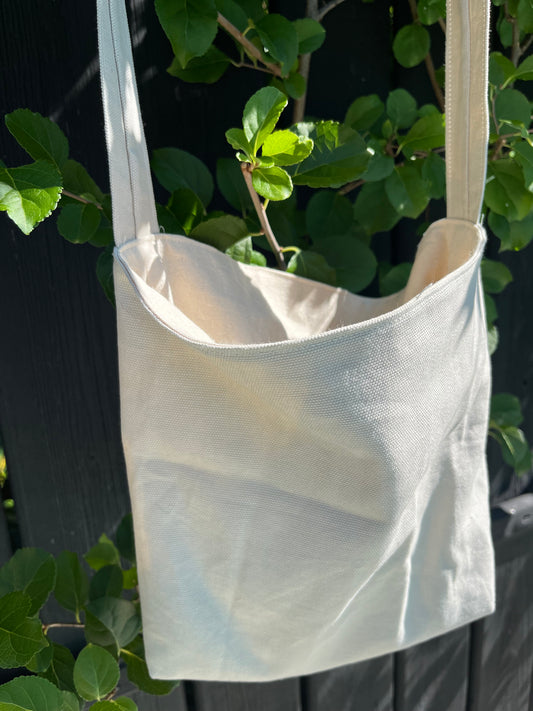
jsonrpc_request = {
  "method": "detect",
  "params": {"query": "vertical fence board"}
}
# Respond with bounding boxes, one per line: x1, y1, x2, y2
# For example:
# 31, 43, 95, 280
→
304, 656, 393, 711
192, 679, 301, 711
395, 629, 470, 711
468, 525, 533, 711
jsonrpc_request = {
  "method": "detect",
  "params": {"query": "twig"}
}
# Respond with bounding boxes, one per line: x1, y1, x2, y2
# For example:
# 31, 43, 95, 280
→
407, 0, 445, 112
230, 61, 278, 75
292, 0, 319, 124
338, 179, 364, 196
511, 17, 521, 66
217, 13, 282, 77
317, 0, 348, 22
43, 622, 85, 632
438, 18, 446, 35
519, 36, 533, 60
62, 190, 103, 210
240, 163, 286, 270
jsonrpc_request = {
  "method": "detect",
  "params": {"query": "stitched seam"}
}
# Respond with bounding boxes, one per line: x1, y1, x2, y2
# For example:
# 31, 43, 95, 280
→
108, 0, 138, 239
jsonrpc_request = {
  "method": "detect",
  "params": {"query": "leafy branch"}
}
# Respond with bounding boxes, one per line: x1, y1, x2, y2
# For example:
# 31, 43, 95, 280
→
217, 12, 282, 77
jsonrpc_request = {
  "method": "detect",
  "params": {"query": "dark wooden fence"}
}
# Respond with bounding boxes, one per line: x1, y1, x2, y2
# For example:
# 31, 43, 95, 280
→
1, 0, 532, 709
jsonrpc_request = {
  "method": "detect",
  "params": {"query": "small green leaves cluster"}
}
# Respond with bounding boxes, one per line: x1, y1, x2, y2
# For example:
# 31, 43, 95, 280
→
0, 514, 179, 710
156, 0, 326, 98
1, 110, 115, 304
490, 393, 532, 474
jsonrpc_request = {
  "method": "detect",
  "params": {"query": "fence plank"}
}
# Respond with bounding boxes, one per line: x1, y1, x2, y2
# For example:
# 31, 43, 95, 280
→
468, 513, 533, 711
395, 629, 470, 711
303, 656, 393, 711
192, 679, 301, 711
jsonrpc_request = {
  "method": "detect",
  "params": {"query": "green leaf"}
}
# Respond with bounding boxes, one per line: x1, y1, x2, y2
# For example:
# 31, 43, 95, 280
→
417, 0, 446, 24
393, 24, 430, 68
84, 597, 141, 652
190, 214, 249, 250
385, 164, 429, 218
151, 148, 213, 206
90, 699, 138, 711
237, 0, 265, 22
0, 548, 56, 616
242, 87, 288, 154
38, 643, 76, 692
121, 637, 180, 695
286, 250, 336, 285
155, 0, 218, 69
26, 640, 53, 673
312, 234, 377, 293
485, 160, 533, 221
73, 644, 120, 701
421, 152, 446, 199
252, 165, 292, 200
262, 130, 313, 166
386, 88, 418, 129
484, 292, 498, 326
305, 190, 353, 241
353, 180, 400, 235
491, 425, 532, 474
487, 324, 499, 355
225, 128, 253, 158
361, 140, 395, 182
61, 160, 105, 203
517, 0, 533, 32
5, 109, 69, 169
122, 567, 138, 590
512, 55, 533, 82
57, 203, 101, 244
167, 45, 230, 83
0, 591, 48, 668
0, 676, 64, 711
265, 195, 306, 247
216, 158, 253, 214
292, 133, 369, 188
115, 513, 136, 564
491, 393, 524, 427
380, 262, 412, 296
281, 72, 306, 100
513, 141, 533, 190
399, 113, 445, 157
96, 246, 116, 307
294, 18, 326, 54
344, 95, 384, 132
494, 88, 531, 130
54, 551, 89, 620
84, 534, 121, 572
89, 565, 124, 601
0, 161, 62, 235
497, 14, 513, 47
215, 0, 249, 29
61, 690, 81, 711
490, 52, 517, 88
481, 258, 513, 294
255, 14, 299, 76
225, 237, 266, 265
488, 210, 533, 252
166, 188, 205, 234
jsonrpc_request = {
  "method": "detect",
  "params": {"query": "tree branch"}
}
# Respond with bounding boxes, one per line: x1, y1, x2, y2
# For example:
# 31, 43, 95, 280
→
240, 164, 286, 270
317, 0, 348, 22
407, 0, 445, 112
217, 13, 282, 78
62, 190, 103, 210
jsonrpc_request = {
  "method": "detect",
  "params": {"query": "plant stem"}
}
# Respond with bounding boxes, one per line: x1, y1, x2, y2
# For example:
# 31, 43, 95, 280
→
407, 0, 445, 112
338, 178, 365, 196
292, 0, 319, 124
317, 0, 348, 22
63, 190, 103, 210
511, 17, 521, 65
240, 163, 286, 270
43, 622, 85, 632
217, 13, 282, 77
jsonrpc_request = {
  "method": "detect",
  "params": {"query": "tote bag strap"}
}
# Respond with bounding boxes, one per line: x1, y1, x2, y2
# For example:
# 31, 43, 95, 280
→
445, 0, 490, 223
97, 0, 158, 247
97, 0, 490, 247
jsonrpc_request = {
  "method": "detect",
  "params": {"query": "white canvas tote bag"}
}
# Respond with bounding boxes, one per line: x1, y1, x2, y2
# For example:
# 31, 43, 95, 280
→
97, 0, 496, 682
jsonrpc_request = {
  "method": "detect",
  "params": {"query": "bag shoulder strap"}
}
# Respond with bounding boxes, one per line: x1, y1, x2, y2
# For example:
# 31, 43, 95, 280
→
97, 0, 490, 247
446, 0, 490, 223
97, 0, 158, 247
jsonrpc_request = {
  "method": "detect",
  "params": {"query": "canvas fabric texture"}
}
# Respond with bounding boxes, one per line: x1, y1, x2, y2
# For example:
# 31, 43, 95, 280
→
97, 0, 496, 682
